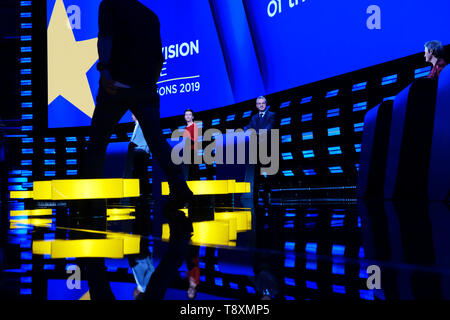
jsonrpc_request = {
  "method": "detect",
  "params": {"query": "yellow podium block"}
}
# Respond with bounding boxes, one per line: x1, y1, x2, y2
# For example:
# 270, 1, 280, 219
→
10, 191, 33, 199
107, 234, 140, 255
235, 182, 251, 193
215, 211, 251, 232
161, 180, 251, 196
162, 220, 231, 246
106, 208, 135, 221
107, 215, 135, 221
161, 180, 235, 196
32, 179, 140, 200
107, 208, 135, 215
215, 217, 237, 241
10, 179, 140, 200
32, 239, 125, 258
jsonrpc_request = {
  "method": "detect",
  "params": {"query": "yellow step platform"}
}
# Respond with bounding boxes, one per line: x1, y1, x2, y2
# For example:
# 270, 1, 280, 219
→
10, 178, 140, 200
161, 180, 250, 196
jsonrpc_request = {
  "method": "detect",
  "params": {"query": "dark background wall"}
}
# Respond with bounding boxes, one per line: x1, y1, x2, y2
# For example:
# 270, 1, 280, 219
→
0, 0, 20, 121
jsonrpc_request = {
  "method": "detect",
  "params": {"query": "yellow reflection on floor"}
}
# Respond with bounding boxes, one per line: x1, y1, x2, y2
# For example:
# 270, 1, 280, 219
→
215, 211, 251, 232
162, 220, 235, 247
10, 209, 54, 217
106, 208, 136, 221
10, 218, 53, 229
32, 234, 141, 258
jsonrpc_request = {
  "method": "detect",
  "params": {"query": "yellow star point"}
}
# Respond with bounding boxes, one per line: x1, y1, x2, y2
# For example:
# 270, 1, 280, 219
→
48, 0, 98, 118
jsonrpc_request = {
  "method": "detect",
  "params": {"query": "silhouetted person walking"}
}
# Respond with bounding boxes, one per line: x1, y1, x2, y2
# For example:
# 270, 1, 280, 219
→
84, 0, 193, 209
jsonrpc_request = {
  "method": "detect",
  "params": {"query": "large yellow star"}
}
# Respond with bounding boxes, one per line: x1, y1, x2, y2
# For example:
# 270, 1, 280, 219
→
48, 0, 98, 118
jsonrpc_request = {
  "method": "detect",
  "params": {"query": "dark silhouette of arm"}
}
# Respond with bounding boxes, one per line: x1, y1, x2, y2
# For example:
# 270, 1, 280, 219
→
244, 114, 257, 131
97, 0, 117, 93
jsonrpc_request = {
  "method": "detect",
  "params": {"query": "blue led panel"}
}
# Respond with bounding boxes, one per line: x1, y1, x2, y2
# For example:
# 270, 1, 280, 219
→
326, 89, 339, 98
352, 81, 367, 91
381, 74, 398, 85
302, 132, 313, 140
328, 127, 340, 136
353, 102, 367, 112
302, 150, 315, 158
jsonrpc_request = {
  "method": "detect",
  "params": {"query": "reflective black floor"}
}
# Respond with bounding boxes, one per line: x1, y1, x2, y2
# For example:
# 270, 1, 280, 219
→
1, 194, 449, 300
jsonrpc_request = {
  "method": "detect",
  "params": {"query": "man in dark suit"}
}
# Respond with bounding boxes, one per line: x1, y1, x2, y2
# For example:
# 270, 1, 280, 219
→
243, 96, 278, 203
244, 96, 278, 132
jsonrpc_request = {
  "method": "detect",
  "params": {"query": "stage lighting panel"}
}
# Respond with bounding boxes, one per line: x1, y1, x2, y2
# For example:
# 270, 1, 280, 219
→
44, 171, 56, 177
303, 169, 316, 176
301, 113, 313, 122
280, 101, 291, 108
328, 146, 342, 155
302, 150, 315, 159
21, 160, 32, 166
282, 152, 293, 160
306, 260, 317, 271
300, 96, 313, 104
352, 102, 367, 112
302, 132, 313, 141
282, 170, 295, 177
352, 82, 367, 92
280, 117, 291, 126
381, 74, 398, 86
66, 170, 77, 176
329, 166, 343, 174
44, 160, 55, 166
414, 66, 432, 79
281, 135, 292, 143
306, 281, 318, 290
353, 123, 364, 133
332, 285, 346, 294
327, 108, 340, 118
226, 114, 235, 121
325, 89, 339, 99
242, 110, 252, 118
327, 127, 340, 137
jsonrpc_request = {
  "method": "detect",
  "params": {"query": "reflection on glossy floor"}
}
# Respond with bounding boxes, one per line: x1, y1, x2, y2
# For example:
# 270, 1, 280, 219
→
1, 194, 450, 300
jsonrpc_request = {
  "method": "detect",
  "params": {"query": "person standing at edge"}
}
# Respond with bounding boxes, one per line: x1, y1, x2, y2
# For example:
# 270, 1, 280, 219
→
83, 0, 193, 209
182, 108, 199, 180
425, 40, 447, 80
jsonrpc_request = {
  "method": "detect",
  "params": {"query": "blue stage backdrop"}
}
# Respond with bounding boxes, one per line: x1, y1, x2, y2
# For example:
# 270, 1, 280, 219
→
47, 0, 450, 128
